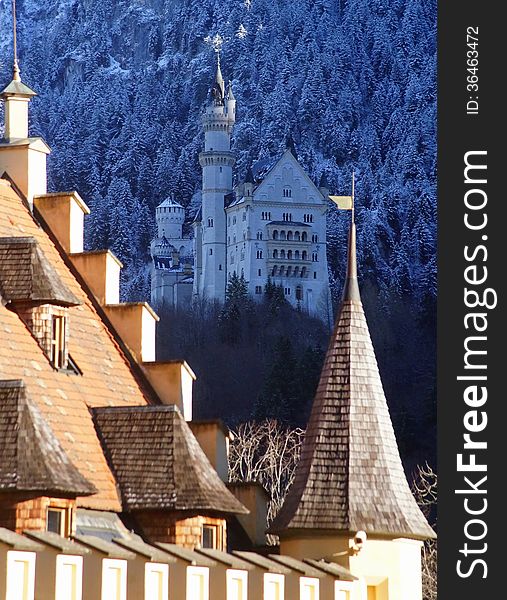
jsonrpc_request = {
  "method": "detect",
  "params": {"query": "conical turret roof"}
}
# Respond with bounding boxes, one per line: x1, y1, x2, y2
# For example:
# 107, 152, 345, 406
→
269, 217, 435, 540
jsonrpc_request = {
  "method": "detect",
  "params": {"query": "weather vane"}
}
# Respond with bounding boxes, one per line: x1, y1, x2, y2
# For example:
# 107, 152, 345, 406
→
204, 33, 226, 65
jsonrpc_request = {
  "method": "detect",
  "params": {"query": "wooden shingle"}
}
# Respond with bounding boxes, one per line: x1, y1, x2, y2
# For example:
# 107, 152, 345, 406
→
0, 380, 95, 496
269, 222, 435, 540
92, 405, 248, 515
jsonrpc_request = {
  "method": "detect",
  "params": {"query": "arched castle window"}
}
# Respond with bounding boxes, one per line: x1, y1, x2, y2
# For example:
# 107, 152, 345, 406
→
302, 251, 308, 261
272, 266, 278, 276
280, 231, 286, 241
287, 231, 293, 241
209, 248, 213, 255
279, 266, 285, 276
301, 267, 307, 278
294, 266, 300, 277
280, 250, 286, 259
287, 250, 293, 260
296, 285, 303, 301
295, 231, 300, 241
273, 250, 278, 259
257, 231, 263, 240
287, 266, 292, 277
302, 232, 308, 242
256, 250, 263, 259
295, 250, 300, 259
208, 218, 214, 227
283, 187, 292, 198
273, 230, 279, 240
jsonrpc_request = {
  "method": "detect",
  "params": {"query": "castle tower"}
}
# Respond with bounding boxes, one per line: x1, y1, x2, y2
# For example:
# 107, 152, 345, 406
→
156, 196, 185, 240
197, 57, 236, 302
0, 1, 50, 207
269, 212, 435, 599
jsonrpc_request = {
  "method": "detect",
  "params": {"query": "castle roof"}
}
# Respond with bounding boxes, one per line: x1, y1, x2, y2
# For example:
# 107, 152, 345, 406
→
269, 218, 435, 541
157, 197, 183, 209
92, 405, 248, 515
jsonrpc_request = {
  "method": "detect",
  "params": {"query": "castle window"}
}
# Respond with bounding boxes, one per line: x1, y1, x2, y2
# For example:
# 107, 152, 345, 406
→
301, 267, 307, 277
209, 248, 213, 255
220, 167, 223, 173
255, 286, 263, 294
219, 265, 223, 271
295, 231, 300, 241
283, 187, 292, 198
294, 266, 300, 277
280, 231, 286, 241
287, 250, 293, 260
243, 213, 246, 221
284, 287, 291, 296
314, 272, 317, 279
51, 315, 67, 369
302, 232, 308, 242
296, 285, 303, 301
273, 230, 279, 240
295, 250, 300, 259
208, 218, 214, 227
280, 250, 286, 259
272, 266, 277, 276
258, 269, 262, 276
287, 266, 292, 277
256, 250, 263, 259
233, 216, 237, 225
302, 251, 308, 261
273, 250, 278, 259
257, 231, 263, 240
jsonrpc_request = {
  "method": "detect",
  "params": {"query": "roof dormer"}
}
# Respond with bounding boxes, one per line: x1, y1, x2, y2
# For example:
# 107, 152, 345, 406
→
0, 237, 80, 371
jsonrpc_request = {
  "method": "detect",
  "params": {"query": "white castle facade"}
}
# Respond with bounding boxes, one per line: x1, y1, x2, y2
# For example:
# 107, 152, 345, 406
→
152, 62, 332, 320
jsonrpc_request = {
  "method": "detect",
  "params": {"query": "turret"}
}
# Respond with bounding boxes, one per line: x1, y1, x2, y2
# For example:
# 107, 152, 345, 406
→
226, 80, 236, 125
155, 196, 185, 239
196, 56, 236, 302
244, 166, 254, 198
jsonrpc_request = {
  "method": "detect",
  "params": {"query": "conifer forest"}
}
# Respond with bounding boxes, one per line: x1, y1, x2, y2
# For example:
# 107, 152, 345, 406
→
0, 0, 437, 466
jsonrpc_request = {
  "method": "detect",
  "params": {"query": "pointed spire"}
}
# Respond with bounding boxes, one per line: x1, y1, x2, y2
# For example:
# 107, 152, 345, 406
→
269, 170, 435, 541
318, 171, 329, 190
245, 165, 254, 184
1, 0, 36, 100
227, 79, 235, 101
12, 0, 20, 81
215, 52, 225, 98
285, 133, 298, 159
342, 172, 360, 302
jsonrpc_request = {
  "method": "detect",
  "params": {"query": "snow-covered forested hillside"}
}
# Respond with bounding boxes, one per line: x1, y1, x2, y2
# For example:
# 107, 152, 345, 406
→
0, 0, 437, 460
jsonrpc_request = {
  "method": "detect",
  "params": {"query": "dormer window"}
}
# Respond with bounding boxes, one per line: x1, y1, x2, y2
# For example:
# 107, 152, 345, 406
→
0, 237, 81, 373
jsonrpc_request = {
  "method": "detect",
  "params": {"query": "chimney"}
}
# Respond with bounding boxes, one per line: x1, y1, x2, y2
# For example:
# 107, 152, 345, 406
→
188, 420, 230, 480
104, 303, 159, 363
142, 360, 196, 421
70, 250, 122, 305
33, 192, 90, 254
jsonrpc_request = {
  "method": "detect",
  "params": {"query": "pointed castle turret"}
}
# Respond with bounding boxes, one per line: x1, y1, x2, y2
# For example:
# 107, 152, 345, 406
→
194, 55, 236, 302
269, 202, 435, 599
0, 0, 50, 206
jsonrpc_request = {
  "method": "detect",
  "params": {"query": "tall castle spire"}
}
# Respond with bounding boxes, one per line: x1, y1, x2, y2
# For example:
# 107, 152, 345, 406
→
269, 186, 435, 542
194, 52, 236, 302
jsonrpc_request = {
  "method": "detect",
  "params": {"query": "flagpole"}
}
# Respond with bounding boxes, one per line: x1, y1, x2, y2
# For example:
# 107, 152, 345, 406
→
12, 0, 20, 79
351, 170, 355, 224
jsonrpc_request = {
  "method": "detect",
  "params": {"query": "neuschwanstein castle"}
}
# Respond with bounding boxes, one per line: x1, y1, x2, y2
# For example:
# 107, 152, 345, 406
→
151, 60, 332, 319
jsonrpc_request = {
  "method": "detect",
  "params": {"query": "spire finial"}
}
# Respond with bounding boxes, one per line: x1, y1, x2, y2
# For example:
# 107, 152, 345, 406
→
343, 170, 360, 301
12, 0, 20, 81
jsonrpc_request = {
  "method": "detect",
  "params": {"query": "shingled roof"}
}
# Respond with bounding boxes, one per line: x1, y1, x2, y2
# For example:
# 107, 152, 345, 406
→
91, 405, 248, 515
0, 380, 95, 496
269, 219, 435, 540
0, 236, 80, 306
